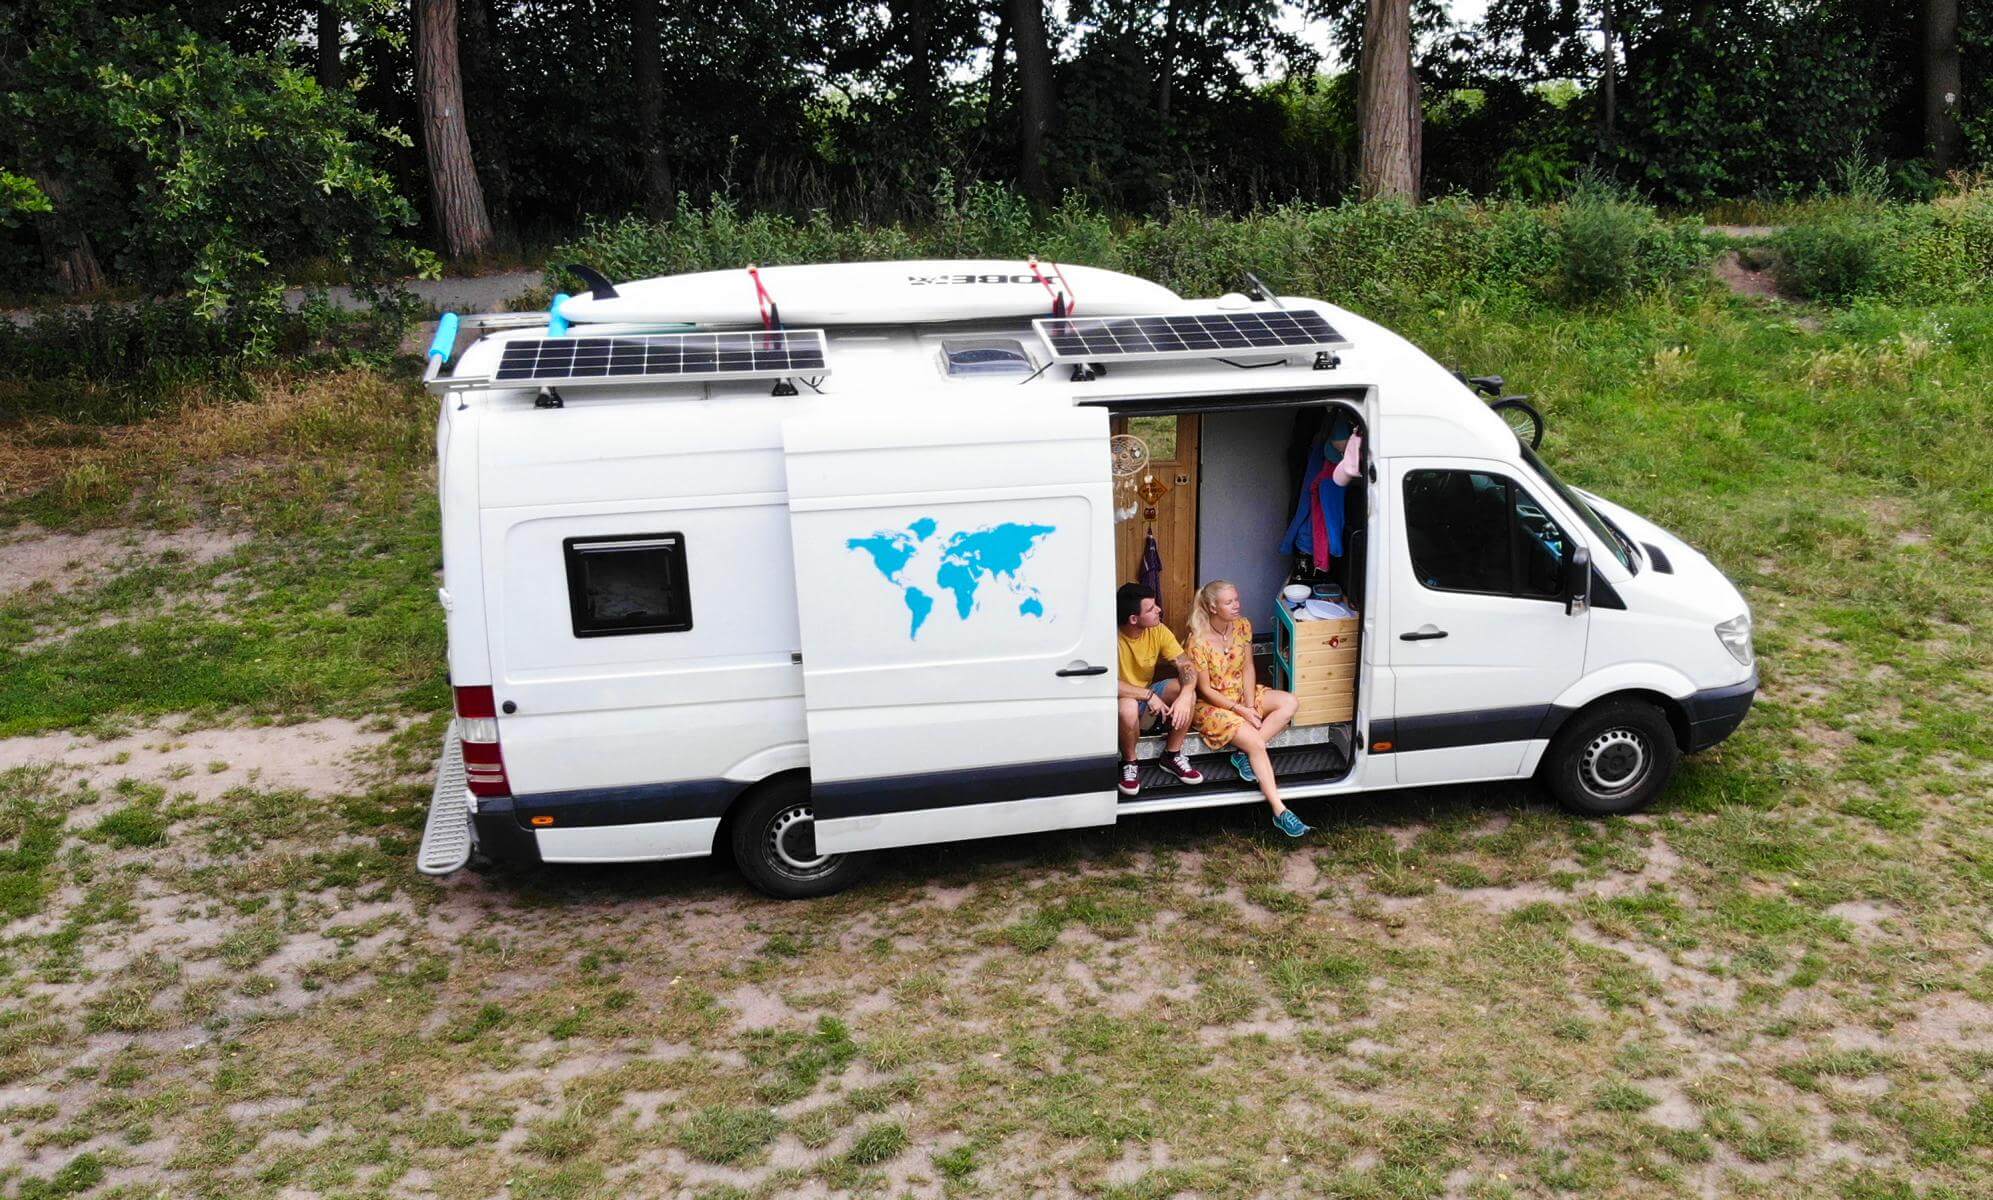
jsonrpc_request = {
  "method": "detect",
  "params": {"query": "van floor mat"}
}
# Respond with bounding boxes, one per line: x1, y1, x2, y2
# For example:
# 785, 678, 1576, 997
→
1134, 742, 1350, 797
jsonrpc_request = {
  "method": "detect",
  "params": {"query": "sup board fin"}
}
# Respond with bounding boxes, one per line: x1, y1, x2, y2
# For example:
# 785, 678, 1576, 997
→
564, 264, 620, 300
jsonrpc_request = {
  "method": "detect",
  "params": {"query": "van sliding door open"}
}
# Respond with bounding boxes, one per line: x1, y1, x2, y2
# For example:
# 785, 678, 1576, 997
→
781, 406, 1119, 853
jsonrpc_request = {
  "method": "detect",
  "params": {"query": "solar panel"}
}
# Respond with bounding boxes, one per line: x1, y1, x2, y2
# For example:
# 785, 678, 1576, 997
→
492, 329, 830, 388
1033, 310, 1348, 363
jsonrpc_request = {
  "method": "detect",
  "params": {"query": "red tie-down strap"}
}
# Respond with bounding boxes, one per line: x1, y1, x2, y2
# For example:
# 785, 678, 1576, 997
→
1028, 258, 1077, 317
747, 263, 779, 329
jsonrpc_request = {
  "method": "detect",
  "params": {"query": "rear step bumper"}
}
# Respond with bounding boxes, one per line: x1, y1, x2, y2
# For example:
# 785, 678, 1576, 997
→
418, 721, 475, 876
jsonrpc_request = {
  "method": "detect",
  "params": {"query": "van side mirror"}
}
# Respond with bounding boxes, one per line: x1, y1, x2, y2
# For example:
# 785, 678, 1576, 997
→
1565, 544, 1592, 615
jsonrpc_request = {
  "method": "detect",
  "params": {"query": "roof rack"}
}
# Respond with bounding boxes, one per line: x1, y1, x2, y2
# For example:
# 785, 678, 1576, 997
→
422, 310, 830, 397
423, 311, 555, 393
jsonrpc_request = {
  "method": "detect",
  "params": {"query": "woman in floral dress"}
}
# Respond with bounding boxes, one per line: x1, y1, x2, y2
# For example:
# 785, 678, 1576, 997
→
1184, 580, 1308, 837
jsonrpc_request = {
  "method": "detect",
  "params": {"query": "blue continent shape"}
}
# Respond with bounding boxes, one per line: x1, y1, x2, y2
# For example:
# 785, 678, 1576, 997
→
903, 586, 935, 638
846, 529, 919, 585
936, 523, 1056, 619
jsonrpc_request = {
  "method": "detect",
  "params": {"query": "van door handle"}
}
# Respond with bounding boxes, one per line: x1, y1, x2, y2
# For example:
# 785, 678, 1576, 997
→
1400, 626, 1449, 641
1056, 663, 1110, 677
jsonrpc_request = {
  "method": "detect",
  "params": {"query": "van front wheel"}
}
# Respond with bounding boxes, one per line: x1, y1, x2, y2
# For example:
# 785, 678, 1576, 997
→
730, 782, 872, 899
1542, 700, 1679, 816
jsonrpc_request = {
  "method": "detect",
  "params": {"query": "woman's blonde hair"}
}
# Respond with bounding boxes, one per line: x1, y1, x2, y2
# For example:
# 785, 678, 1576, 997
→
1187, 579, 1238, 647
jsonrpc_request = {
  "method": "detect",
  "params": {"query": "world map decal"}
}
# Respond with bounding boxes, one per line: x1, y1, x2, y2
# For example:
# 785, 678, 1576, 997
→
846, 518, 1057, 639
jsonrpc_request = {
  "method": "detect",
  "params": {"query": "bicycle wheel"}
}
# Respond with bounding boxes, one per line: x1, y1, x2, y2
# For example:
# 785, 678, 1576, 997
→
1490, 396, 1544, 449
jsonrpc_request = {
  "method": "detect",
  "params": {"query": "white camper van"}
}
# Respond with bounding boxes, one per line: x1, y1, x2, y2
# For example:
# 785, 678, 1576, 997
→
415, 260, 1756, 897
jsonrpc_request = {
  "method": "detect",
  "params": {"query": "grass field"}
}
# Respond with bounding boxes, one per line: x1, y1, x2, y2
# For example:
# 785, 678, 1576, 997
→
0, 290, 1987, 1199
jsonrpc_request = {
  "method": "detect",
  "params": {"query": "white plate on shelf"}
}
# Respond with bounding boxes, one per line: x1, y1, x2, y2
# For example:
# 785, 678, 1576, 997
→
1302, 598, 1356, 620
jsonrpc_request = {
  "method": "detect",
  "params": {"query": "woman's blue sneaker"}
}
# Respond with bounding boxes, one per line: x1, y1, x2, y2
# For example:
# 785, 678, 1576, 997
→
1230, 751, 1257, 783
1273, 809, 1311, 838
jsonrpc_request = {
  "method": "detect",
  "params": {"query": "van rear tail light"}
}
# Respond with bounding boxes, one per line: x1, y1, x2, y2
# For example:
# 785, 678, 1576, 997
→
453, 685, 512, 798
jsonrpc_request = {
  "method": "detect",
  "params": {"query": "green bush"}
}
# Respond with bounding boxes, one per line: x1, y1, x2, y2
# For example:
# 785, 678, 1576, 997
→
1774, 205, 1897, 302
1767, 179, 1993, 304
549, 190, 1716, 321
1554, 178, 1718, 304
0, 287, 417, 423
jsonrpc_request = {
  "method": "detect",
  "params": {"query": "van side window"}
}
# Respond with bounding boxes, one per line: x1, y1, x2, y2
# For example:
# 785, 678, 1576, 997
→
562, 533, 693, 637
1403, 470, 1567, 599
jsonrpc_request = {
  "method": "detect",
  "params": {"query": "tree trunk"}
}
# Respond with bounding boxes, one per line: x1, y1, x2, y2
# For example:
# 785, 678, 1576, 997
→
905, 0, 934, 130
1924, 0, 1962, 169
416, 0, 495, 262
633, 0, 673, 217
458, 0, 516, 246
32, 170, 106, 296
1357, 0, 1416, 200
317, 2, 343, 92
1009, 0, 1053, 201
1408, 67, 1422, 198
1158, 0, 1180, 125
1598, 0, 1616, 147
988, 10, 1010, 129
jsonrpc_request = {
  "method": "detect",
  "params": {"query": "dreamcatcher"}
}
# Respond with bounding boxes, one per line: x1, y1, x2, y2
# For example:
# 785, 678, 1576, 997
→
1112, 430, 1174, 607
1110, 433, 1150, 522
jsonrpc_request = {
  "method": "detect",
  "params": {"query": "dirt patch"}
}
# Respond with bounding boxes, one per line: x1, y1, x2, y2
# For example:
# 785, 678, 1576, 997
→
1715, 250, 1783, 299
0, 715, 402, 802
0, 525, 247, 598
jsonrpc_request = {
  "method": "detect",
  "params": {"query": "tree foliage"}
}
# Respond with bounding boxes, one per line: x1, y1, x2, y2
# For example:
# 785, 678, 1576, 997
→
2, 3, 426, 311
0, 0, 1986, 296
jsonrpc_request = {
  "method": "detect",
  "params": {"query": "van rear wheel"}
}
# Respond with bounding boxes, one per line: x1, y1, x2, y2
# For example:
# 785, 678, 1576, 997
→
730, 781, 871, 899
1542, 699, 1679, 816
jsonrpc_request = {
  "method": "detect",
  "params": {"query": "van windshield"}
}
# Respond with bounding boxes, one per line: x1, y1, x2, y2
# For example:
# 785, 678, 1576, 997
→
1519, 443, 1637, 573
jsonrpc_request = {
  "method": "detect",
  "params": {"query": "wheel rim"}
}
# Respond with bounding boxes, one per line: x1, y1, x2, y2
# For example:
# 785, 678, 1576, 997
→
765, 803, 836, 878
1580, 728, 1649, 796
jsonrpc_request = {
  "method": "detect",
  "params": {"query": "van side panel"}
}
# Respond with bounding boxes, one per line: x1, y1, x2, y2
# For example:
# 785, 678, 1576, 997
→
464, 385, 818, 827
483, 492, 805, 797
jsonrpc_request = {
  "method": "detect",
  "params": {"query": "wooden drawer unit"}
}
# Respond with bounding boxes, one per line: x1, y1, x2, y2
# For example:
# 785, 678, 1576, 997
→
1294, 695, 1355, 725
1273, 603, 1359, 726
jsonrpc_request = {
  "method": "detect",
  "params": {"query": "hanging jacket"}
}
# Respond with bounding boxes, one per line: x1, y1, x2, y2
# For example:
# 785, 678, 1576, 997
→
1278, 440, 1347, 560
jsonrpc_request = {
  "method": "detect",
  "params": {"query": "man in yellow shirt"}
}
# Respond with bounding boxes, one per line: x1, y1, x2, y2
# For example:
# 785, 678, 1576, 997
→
1115, 583, 1204, 796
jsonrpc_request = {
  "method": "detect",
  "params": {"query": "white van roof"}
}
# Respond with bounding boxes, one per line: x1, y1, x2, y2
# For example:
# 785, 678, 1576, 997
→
431, 262, 1520, 471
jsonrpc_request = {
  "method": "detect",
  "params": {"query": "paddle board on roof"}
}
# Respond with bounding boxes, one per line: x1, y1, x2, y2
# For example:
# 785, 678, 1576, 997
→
553, 259, 1182, 327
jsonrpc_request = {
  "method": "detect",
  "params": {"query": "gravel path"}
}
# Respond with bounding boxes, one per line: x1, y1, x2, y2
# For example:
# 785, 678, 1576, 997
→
2, 268, 545, 330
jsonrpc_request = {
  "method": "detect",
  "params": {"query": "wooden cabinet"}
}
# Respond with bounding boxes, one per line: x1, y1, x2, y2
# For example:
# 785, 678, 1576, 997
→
1274, 604, 1359, 725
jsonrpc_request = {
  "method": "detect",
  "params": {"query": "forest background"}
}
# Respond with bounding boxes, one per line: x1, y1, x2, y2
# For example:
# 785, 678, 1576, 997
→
1, 1, 1987, 321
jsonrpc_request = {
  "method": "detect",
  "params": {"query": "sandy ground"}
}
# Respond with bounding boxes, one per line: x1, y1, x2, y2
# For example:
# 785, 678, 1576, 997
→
0, 526, 249, 600
0, 715, 400, 803
2, 717, 1987, 1197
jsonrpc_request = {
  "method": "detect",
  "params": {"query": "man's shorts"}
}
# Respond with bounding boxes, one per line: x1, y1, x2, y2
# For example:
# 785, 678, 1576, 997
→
1140, 679, 1175, 734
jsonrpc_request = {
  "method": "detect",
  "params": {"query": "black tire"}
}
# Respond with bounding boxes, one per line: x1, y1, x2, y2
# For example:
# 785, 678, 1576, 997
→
1490, 396, 1544, 449
729, 779, 872, 899
1542, 699, 1680, 816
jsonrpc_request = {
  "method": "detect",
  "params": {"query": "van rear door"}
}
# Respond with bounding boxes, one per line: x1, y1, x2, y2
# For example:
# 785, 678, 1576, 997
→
781, 405, 1119, 853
